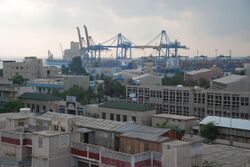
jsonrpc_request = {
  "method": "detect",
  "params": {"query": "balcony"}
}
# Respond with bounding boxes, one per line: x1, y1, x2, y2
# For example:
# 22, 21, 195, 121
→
0, 130, 32, 147
71, 142, 162, 167
0, 158, 31, 167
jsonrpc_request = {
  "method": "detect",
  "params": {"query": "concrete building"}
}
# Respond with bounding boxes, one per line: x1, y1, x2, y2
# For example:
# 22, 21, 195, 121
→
2, 57, 60, 82
3, 57, 44, 81
32, 131, 71, 167
162, 135, 203, 167
199, 116, 250, 143
131, 73, 162, 86
27, 75, 90, 94
58, 96, 85, 115
18, 92, 63, 114
0, 110, 204, 167
152, 114, 198, 132
184, 66, 224, 84
63, 41, 81, 62
211, 74, 250, 91
126, 85, 250, 120
0, 83, 34, 106
85, 101, 156, 126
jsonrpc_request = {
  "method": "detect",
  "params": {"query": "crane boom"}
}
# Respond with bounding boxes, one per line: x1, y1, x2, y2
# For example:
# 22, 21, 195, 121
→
84, 25, 90, 48
76, 26, 83, 49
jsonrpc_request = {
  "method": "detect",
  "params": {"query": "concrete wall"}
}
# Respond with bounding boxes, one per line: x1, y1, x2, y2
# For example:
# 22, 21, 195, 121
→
152, 116, 197, 132
3, 57, 44, 81
64, 75, 90, 91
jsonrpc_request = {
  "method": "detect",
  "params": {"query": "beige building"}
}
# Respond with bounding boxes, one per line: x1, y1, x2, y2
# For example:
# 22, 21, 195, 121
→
162, 135, 203, 167
63, 41, 81, 62
85, 101, 156, 126
32, 131, 71, 167
0, 110, 205, 167
184, 66, 223, 84
0, 83, 34, 106
152, 114, 198, 132
211, 74, 250, 92
126, 85, 250, 120
3, 57, 60, 82
199, 116, 250, 143
18, 92, 63, 114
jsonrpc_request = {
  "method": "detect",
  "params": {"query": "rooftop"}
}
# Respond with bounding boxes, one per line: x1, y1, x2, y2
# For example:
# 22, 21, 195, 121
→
33, 130, 69, 137
152, 114, 197, 120
185, 69, 211, 75
18, 93, 62, 101
199, 116, 250, 131
99, 101, 153, 112
132, 73, 162, 80
212, 74, 247, 84
121, 125, 170, 142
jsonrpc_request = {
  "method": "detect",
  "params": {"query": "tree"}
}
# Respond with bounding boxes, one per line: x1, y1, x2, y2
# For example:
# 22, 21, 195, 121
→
200, 122, 219, 143
69, 56, 88, 75
96, 84, 104, 103
54, 85, 97, 105
103, 77, 126, 98
61, 65, 70, 75
11, 74, 25, 85
0, 100, 24, 113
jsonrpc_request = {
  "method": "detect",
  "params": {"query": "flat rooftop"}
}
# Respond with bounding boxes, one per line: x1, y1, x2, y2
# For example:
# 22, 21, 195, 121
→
99, 101, 153, 112
212, 74, 247, 84
185, 69, 211, 75
33, 130, 68, 137
18, 92, 62, 101
152, 114, 197, 120
199, 116, 250, 131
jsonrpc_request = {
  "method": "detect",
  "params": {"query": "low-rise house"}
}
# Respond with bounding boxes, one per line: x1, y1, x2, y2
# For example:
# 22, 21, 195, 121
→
184, 66, 223, 84
199, 116, 250, 143
152, 114, 198, 132
18, 92, 63, 114
86, 101, 156, 126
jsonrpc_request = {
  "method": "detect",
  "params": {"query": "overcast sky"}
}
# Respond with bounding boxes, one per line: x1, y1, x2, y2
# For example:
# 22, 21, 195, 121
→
0, 0, 249, 60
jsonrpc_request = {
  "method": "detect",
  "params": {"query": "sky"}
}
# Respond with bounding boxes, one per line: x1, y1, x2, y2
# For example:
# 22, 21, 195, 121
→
0, 0, 249, 60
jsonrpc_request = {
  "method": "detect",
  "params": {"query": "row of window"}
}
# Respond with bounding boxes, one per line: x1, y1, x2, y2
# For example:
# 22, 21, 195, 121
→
101, 112, 136, 122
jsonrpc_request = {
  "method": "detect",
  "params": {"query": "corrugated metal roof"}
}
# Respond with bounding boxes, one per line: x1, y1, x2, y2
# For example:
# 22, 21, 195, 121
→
76, 117, 139, 132
36, 112, 139, 132
121, 125, 170, 142
199, 116, 250, 131
212, 75, 247, 84
186, 69, 211, 75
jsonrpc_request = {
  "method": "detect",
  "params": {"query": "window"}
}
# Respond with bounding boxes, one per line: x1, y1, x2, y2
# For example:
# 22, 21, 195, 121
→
110, 113, 114, 120
38, 136, 43, 148
123, 115, 127, 122
132, 116, 136, 122
18, 122, 24, 126
102, 112, 106, 119
54, 125, 58, 130
116, 114, 121, 121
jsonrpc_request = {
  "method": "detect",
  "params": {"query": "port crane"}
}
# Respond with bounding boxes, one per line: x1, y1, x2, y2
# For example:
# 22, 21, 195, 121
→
76, 25, 188, 65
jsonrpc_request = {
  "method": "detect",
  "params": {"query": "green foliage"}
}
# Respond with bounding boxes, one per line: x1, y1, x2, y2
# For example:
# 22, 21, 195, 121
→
162, 72, 210, 88
0, 69, 3, 77
96, 84, 105, 103
11, 74, 25, 85
69, 56, 88, 75
61, 56, 88, 75
232, 70, 246, 75
0, 100, 24, 113
200, 122, 219, 143
53, 86, 96, 105
162, 72, 186, 86
104, 77, 126, 98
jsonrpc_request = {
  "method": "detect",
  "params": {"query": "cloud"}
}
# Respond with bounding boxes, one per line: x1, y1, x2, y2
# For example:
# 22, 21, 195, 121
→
0, 0, 249, 59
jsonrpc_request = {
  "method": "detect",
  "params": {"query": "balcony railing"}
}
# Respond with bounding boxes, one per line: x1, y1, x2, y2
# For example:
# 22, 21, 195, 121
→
0, 131, 32, 146
0, 158, 31, 167
71, 142, 162, 167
